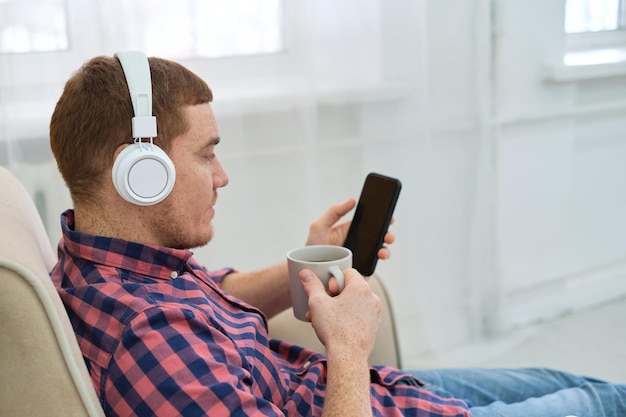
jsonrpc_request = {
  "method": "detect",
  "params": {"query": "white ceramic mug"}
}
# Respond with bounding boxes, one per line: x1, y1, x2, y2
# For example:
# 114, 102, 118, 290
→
286, 245, 352, 321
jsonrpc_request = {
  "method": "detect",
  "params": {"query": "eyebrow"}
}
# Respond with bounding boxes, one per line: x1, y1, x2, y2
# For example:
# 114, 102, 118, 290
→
202, 136, 221, 148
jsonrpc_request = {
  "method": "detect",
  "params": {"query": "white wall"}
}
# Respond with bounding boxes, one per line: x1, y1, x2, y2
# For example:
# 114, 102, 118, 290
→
493, 0, 626, 332
2, 0, 625, 366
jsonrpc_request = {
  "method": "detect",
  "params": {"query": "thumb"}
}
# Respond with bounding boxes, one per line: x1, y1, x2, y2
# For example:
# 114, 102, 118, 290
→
299, 269, 326, 298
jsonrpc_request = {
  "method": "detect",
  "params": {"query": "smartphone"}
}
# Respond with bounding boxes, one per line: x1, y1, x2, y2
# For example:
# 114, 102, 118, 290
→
343, 173, 401, 276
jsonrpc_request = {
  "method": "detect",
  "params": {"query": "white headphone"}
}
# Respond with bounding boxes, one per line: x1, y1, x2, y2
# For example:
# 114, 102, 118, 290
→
112, 51, 176, 206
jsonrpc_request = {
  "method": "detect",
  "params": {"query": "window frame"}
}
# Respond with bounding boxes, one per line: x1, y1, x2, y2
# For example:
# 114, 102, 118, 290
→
548, 1, 626, 81
564, 0, 626, 53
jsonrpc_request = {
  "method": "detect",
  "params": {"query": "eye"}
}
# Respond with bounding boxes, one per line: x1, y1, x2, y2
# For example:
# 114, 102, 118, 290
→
199, 148, 216, 161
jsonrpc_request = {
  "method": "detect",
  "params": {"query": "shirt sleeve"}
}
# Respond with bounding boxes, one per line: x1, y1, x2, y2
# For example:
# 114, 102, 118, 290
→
103, 305, 284, 417
208, 267, 236, 285
188, 254, 235, 285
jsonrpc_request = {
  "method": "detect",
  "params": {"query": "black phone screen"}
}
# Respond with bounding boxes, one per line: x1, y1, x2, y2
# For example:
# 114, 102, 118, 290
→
343, 173, 401, 276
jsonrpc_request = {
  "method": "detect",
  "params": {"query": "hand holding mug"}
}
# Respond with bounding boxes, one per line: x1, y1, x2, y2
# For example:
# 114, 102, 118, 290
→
300, 267, 381, 357
286, 245, 351, 321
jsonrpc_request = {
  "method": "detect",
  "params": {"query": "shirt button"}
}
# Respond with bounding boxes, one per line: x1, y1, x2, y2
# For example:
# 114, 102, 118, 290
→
303, 360, 311, 368
170, 271, 179, 278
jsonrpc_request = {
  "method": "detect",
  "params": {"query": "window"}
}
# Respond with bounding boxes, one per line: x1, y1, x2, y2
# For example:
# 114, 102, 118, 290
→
0, 0, 283, 59
563, 0, 626, 67
133, 0, 284, 59
0, 0, 69, 54
565, 0, 624, 33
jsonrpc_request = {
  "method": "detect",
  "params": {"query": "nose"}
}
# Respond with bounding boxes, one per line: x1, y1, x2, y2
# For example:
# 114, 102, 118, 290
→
213, 157, 229, 188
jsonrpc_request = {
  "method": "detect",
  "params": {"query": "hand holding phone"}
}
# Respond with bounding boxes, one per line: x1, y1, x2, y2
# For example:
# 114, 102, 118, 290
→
343, 173, 401, 276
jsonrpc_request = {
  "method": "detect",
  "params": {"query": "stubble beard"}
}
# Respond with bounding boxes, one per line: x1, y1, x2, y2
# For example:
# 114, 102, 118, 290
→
152, 205, 215, 250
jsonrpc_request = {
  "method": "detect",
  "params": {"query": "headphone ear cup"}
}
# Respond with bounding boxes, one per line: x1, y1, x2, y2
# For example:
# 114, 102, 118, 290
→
112, 143, 176, 206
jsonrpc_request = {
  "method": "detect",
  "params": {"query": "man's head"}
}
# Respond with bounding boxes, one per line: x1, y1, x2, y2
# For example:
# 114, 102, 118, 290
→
50, 54, 229, 248
50, 54, 212, 205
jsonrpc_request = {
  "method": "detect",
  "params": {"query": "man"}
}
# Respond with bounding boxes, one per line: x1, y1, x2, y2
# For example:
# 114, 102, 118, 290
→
49, 52, 625, 416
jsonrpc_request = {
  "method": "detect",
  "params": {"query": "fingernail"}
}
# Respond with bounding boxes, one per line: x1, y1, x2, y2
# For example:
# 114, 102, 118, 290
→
300, 269, 313, 282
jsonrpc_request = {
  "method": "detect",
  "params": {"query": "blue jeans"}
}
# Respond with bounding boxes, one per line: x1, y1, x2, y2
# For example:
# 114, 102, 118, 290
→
406, 368, 626, 417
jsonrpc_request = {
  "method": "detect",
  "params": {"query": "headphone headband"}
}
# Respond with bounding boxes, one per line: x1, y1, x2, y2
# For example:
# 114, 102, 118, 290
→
112, 51, 175, 206
114, 51, 157, 139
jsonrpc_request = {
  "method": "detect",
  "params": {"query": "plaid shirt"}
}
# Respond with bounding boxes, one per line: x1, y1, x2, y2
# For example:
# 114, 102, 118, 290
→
51, 210, 469, 417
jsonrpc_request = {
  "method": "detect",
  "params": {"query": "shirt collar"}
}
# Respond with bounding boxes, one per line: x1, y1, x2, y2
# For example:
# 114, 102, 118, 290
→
60, 209, 193, 280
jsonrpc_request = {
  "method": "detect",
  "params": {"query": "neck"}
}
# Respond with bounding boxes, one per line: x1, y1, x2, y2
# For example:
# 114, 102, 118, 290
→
73, 197, 158, 246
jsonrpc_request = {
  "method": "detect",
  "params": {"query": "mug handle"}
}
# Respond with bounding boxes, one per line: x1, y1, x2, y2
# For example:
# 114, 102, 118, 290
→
328, 265, 345, 291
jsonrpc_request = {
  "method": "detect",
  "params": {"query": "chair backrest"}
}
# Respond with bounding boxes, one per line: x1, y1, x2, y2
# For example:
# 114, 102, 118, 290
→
0, 166, 105, 417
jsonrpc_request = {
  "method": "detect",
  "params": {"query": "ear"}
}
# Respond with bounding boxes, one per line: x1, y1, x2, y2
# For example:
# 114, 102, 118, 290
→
113, 143, 131, 160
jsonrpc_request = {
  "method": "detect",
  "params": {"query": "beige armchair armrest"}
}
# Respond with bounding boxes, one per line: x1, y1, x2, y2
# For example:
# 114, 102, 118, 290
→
268, 274, 402, 368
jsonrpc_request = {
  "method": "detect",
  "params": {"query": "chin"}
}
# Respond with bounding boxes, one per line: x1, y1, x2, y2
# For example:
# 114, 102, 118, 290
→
157, 217, 214, 249
181, 228, 214, 250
